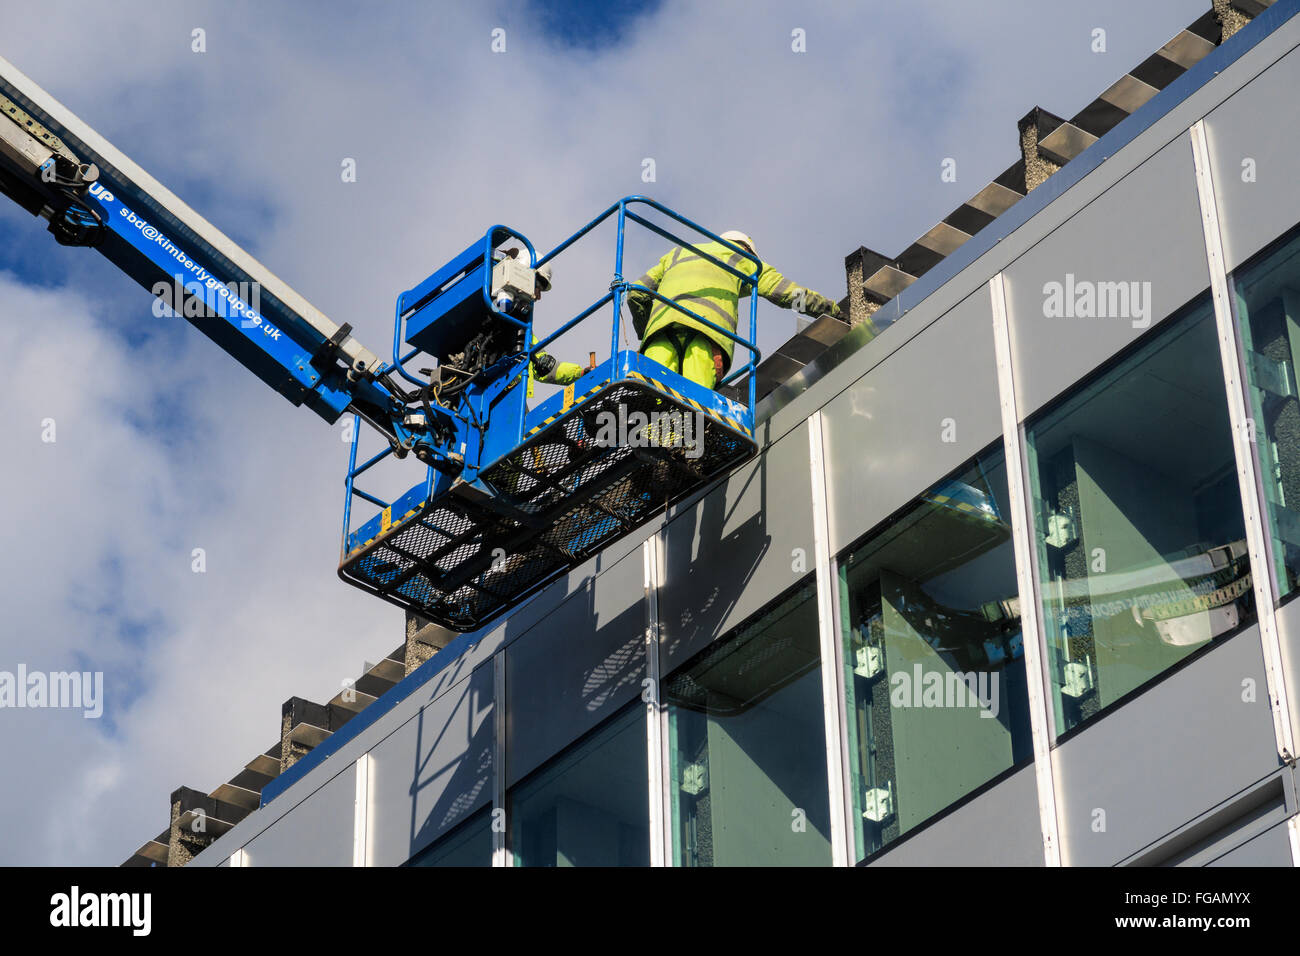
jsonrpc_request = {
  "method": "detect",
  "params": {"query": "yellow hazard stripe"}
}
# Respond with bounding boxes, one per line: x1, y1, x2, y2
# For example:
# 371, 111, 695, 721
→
526, 380, 608, 436
347, 502, 426, 559
627, 370, 752, 437
524, 374, 751, 439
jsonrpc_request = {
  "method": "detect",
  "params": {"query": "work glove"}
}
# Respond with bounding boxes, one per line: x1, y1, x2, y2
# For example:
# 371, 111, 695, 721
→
801, 291, 835, 318
627, 293, 651, 339
531, 352, 557, 378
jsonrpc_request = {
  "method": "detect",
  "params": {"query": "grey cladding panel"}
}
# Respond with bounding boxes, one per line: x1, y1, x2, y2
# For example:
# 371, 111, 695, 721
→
866, 764, 1044, 866
821, 289, 1003, 556
243, 763, 355, 866
1207, 820, 1294, 866
506, 548, 646, 786
1054, 629, 1280, 866
659, 421, 815, 672
1004, 135, 1210, 419
1207, 42, 1300, 272
367, 666, 493, 866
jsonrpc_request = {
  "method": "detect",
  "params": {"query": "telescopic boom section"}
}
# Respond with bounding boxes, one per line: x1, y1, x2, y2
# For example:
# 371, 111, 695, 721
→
0, 55, 396, 429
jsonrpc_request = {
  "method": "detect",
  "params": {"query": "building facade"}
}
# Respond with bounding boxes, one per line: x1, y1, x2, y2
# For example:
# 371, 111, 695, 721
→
188, 0, 1300, 867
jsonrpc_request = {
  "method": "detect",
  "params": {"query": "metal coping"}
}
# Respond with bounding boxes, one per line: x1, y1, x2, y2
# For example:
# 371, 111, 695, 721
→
251, 0, 1300, 821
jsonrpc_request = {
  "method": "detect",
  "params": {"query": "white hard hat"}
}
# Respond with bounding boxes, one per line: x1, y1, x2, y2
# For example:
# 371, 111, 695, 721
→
720, 230, 756, 258
536, 261, 553, 291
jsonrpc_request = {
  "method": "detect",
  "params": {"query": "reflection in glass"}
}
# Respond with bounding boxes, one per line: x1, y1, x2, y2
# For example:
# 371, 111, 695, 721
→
1234, 226, 1300, 600
839, 449, 1031, 860
509, 701, 648, 866
407, 806, 492, 867
1026, 292, 1253, 737
666, 582, 831, 866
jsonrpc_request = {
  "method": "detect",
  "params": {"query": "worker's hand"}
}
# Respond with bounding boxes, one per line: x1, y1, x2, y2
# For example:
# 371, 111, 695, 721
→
627, 296, 650, 339
802, 291, 835, 318
830, 301, 845, 321
531, 352, 557, 378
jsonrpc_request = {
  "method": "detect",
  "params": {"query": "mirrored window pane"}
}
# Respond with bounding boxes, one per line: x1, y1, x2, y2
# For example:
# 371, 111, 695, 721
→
407, 806, 491, 867
665, 581, 831, 866
509, 701, 648, 866
839, 448, 1031, 860
1026, 292, 1253, 738
1234, 226, 1300, 600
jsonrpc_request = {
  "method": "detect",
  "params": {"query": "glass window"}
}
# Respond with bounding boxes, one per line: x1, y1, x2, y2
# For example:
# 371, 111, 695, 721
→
665, 580, 831, 866
406, 806, 492, 867
1233, 225, 1300, 601
509, 701, 648, 866
839, 447, 1032, 861
1026, 292, 1253, 738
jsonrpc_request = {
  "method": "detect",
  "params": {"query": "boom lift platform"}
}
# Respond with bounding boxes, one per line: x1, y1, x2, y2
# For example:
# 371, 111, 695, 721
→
339, 201, 762, 630
0, 55, 760, 632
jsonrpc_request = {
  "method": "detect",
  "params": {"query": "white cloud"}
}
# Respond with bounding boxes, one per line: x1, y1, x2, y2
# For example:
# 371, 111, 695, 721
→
0, 0, 1210, 863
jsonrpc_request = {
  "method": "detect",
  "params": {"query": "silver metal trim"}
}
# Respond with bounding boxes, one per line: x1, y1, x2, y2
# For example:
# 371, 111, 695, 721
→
827, 549, 859, 864
1190, 119, 1297, 763
988, 272, 1063, 866
351, 753, 371, 867
653, 532, 677, 865
1289, 813, 1300, 867
808, 411, 851, 866
491, 649, 510, 867
643, 535, 668, 867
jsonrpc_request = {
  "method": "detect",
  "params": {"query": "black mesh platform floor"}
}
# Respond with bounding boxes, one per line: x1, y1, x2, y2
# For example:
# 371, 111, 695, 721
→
339, 381, 756, 631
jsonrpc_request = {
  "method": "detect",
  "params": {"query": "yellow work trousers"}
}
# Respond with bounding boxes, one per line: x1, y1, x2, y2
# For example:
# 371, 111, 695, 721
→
643, 328, 720, 390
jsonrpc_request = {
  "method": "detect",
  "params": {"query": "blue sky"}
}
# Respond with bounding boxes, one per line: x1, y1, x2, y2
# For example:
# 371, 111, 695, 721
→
0, 0, 1209, 865
529, 0, 663, 47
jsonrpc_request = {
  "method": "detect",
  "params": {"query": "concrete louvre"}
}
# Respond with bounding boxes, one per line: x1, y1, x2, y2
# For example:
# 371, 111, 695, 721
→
1215, 0, 1256, 39
405, 610, 456, 674
165, 787, 249, 867
1018, 108, 1065, 188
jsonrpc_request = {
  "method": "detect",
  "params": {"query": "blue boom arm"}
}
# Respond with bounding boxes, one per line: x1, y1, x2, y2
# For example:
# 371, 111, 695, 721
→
0, 65, 422, 452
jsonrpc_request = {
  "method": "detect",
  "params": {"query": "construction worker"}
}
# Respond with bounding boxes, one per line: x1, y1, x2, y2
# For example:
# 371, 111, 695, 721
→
523, 261, 585, 393
494, 248, 584, 392
625, 230, 844, 390
488, 257, 586, 509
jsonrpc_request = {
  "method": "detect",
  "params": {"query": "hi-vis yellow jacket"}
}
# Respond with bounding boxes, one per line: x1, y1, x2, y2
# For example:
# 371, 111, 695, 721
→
626, 241, 844, 370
